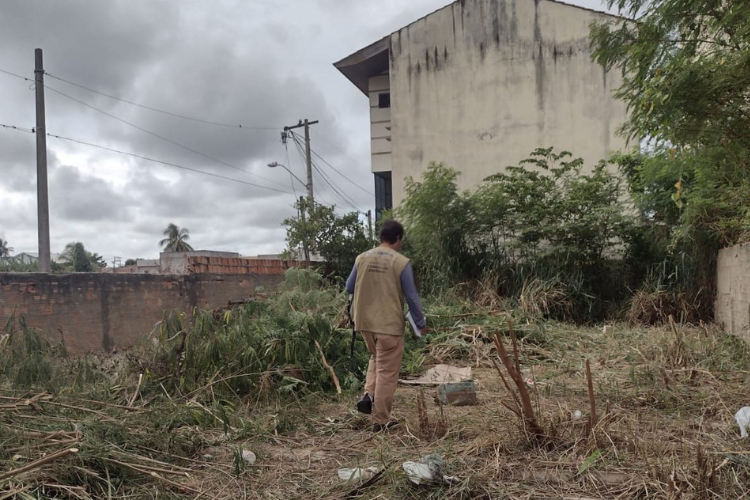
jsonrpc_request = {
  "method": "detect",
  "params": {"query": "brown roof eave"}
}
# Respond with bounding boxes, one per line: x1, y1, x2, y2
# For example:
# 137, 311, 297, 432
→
333, 36, 390, 96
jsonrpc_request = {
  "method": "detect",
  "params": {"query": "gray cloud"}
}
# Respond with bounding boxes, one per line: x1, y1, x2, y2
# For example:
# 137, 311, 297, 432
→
0, 131, 36, 192
49, 163, 132, 222
0, 0, 610, 261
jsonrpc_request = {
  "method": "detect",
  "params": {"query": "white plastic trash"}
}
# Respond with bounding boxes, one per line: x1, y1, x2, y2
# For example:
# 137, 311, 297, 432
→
735, 406, 750, 438
242, 450, 257, 464
402, 454, 458, 485
571, 410, 583, 420
402, 461, 434, 485
338, 467, 377, 482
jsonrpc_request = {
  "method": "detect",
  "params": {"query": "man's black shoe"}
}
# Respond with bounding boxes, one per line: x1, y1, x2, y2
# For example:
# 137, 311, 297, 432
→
356, 393, 373, 415
372, 420, 399, 432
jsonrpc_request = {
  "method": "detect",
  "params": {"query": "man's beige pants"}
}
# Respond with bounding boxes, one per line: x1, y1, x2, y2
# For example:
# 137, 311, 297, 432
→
361, 331, 404, 425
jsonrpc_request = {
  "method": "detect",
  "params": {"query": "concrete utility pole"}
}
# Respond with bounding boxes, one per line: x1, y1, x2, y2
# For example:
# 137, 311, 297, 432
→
299, 195, 310, 266
283, 119, 318, 205
34, 48, 51, 273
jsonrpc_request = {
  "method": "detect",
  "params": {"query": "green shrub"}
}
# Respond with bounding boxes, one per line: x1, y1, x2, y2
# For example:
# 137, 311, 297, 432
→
396, 148, 639, 322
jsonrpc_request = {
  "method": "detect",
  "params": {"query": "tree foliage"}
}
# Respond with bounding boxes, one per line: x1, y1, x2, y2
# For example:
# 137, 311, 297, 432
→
397, 150, 638, 321
283, 199, 372, 275
591, 0, 750, 247
0, 238, 12, 258
60, 242, 106, 273
159, 223, 194, 252
591, 0, 750, 152
591, 0, 750, 317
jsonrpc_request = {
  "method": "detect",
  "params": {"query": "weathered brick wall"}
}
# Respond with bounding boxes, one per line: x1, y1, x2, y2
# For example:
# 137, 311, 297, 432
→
716, 243, 750, 339
0, 273, 283, 355
187, 257, 300, 275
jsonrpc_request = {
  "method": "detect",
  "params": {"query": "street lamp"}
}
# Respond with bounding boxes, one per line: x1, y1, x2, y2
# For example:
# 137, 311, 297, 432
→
267, 162, 307, 191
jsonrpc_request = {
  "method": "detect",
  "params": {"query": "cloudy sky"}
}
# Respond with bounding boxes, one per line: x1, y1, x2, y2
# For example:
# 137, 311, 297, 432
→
0, 0, 612, 263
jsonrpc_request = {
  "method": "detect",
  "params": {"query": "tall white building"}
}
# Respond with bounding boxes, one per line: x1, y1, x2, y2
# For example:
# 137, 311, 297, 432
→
335, 0, 628, 217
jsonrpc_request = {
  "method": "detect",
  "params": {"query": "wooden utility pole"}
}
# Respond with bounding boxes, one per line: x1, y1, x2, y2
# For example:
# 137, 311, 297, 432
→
284, 120, 317, 268
303, 119, 314, 204
283, 119, 318, 204
34, 48, 51, 273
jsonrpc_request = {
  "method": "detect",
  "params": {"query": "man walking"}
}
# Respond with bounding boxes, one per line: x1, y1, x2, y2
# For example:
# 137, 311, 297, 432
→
345, 220, 426, 432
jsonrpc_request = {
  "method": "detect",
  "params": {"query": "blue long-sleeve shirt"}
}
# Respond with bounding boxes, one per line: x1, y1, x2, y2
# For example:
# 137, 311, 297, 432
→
345, 261, 426, 330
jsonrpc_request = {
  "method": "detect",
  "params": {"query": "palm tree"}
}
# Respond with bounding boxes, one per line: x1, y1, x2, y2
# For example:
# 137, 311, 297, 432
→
0, 238, 13, 258
62, 242, 94, 272
159, 223, 194, 252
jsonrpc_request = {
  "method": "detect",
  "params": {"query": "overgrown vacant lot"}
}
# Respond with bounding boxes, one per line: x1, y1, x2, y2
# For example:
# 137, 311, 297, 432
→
2, 274, 750, 499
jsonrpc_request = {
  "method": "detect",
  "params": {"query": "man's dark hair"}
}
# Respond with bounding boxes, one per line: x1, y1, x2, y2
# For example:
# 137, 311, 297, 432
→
380, 220, 405, 244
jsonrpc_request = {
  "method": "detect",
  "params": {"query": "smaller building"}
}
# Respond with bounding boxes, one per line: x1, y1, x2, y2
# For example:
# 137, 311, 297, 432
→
7, 252, 65, 265
105, 251, 307, 276
160, 251, 241, 274
111, 259, 160, 274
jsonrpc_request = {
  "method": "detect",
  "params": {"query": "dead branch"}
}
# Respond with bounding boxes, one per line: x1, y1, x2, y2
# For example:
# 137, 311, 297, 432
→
586, 359, 597, 432
491, 357, 523, 416
0, 447, 79, 482
128, 373, 144, 407
314, 340, 341, 394
493, 330, 543, 438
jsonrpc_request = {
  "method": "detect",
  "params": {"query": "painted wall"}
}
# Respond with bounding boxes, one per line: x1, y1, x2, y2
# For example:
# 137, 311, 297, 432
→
716, 243, 750, 339
387, 0, 628, 203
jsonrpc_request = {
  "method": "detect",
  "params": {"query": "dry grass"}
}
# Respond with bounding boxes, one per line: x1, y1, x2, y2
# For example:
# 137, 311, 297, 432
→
519, 277, 572, 319
628, 288, 705, 326
3, 314, 750, 499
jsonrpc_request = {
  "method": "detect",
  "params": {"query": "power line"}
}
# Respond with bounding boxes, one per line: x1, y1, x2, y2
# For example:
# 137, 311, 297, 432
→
0, 122, 35, 134
310, 148, 374, 196
46, 133, 295, 195
289, 132, 343, 210
314, 159, 363, 211
290, 132, 339, 207
0, 121, 336, 204
284, 142, 298, 199
44, 83, 291, 191
313, 161, 362, 211
291, 132, 362, 210
290, 131, 361, 211
0, 68, 32, 83
44, 71, 282, 130
310, 133, 377, 196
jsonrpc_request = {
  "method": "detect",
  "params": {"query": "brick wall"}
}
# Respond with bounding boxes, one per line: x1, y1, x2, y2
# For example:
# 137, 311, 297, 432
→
0, 273, 283, 355
188, 257, 300, 275
716, 243, 750, 339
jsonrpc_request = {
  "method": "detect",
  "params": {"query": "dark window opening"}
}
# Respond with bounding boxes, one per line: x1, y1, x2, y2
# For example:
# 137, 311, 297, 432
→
374, 171, 393, 221
378, 92, 391, 109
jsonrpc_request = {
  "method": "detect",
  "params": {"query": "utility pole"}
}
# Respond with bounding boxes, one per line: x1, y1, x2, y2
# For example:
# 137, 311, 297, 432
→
34, 48, 51, 273
283, 119, 318, 204
303, 119, 314, 204
299, 196, 310, 266
367, 210, 373, 244
283, 119, 317, 268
